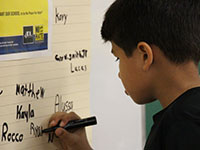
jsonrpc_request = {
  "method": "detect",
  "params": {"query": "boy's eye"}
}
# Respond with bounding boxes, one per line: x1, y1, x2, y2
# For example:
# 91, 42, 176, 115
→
115, 57, 119, 62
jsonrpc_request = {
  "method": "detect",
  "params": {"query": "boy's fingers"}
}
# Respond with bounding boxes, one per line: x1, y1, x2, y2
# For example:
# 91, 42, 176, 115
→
49, 112, 66, 127
55, 128, 76, 146
49, 112, 81, 127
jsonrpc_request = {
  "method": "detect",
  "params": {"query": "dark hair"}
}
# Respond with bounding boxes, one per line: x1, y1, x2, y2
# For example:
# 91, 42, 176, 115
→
101, 0, 200, 64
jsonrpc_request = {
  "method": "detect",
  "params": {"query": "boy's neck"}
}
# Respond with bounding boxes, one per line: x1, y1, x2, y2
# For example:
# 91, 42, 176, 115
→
154, 61, 200, 108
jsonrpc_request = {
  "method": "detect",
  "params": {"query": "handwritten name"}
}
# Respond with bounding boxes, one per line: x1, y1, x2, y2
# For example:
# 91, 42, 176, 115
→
55, 49, 88, 62
48, 132, 55, 143
55, 8, 68, 25
30, 122, 43, 137
70, 63, 87, 74
16, 104, 35, 123
16, 83, 45, 99
1, 122, 23, 142
55, 94, 73, 113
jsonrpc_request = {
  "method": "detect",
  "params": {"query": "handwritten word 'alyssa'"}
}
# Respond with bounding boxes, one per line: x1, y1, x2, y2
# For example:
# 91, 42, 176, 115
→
16, 104, 35, 123
54, 94, 73, 113
30, 122, 43, 137
16, 83, 45, 99
55, 49, 88, 62
55, 8, 68, 25
1, 122, 23, 142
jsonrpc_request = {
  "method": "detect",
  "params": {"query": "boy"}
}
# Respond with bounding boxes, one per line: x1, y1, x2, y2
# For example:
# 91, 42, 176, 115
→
48, 0, 200, 149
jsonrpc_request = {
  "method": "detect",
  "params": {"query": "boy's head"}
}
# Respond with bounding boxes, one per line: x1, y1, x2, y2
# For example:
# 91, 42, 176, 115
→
101, 0, 200, 64
101, 0, 200, 105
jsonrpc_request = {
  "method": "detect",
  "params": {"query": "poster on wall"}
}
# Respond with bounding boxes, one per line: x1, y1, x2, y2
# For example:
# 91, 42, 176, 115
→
0, 0, 52, 60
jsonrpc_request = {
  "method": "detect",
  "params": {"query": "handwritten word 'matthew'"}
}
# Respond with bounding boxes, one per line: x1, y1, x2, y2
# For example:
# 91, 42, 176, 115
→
55, 49, 88, 62
16, 83, 45, 99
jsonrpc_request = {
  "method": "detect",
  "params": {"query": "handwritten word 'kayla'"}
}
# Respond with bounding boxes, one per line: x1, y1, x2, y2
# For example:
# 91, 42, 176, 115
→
16, 83, 45, 99
55, 49, 88, 62
1, 122, 23, 142
16, 104, 35, 123
55, 8, 68, 25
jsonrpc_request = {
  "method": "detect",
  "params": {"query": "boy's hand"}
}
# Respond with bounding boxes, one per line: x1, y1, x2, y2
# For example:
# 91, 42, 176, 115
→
49, 112, 92, 150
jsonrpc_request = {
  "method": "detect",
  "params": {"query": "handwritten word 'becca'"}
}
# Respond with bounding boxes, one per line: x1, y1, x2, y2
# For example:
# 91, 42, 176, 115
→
55, 49, 88, 62
16, 83, 45, 99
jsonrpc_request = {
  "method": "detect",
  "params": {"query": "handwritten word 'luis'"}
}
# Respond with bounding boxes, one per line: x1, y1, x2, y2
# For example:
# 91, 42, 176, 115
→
55, 49, 88, 62
16, 104, 35, 123
55, 8, 68, 25
16, 83, 45, 99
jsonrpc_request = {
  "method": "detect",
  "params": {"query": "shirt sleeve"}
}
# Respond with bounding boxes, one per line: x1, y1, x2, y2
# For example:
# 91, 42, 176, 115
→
163, 120, 200, 150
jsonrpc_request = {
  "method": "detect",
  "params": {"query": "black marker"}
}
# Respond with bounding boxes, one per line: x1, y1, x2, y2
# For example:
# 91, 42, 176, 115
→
42, 116, 97, 133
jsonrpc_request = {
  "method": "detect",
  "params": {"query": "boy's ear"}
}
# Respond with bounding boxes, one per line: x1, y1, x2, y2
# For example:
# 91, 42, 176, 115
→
137, 42, 153, 71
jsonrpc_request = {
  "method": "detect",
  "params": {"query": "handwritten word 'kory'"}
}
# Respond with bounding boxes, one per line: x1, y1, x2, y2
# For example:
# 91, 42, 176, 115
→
55, 8, 68, 25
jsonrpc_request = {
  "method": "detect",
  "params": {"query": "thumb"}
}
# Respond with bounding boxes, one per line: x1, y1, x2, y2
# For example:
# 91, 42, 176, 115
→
55, 128, 76, 146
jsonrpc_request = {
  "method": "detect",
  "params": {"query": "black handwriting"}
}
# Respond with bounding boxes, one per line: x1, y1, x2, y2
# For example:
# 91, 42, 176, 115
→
16, 83, 45, 99
55, 8, 68, 25
1, 122, 23, 142
55, 49, 88, 62
16, 104, 35, 123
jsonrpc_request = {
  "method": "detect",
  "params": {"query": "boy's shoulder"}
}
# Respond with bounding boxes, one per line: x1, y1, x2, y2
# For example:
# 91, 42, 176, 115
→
145, 87, 200, 150
153, 87, 200, 127
164, 87, 200, 121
